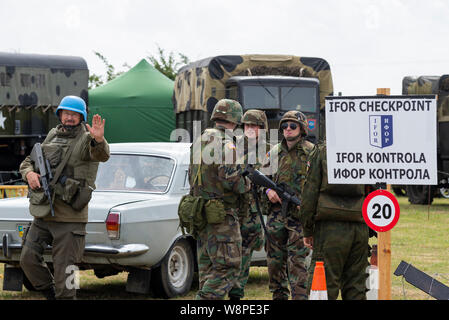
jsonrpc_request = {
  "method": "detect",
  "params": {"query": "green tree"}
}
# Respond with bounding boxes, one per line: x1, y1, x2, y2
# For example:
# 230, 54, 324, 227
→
88, 47, 189, 89
88, 51, 130, 89
147, 46, 190, 80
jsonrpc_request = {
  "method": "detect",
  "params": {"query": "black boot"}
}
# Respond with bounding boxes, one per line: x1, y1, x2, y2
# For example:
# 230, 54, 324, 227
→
229, 295, 241, 301
40, 286, 56, 300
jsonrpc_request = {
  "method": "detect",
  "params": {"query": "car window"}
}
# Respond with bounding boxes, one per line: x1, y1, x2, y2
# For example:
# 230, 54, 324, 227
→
95, 154, 175, 192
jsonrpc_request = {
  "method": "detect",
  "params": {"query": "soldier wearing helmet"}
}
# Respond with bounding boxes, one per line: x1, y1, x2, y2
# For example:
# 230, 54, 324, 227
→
228, 109, 271, 300
262, 109, 315, 300
190, 99, 249, 300
19, 95, 110, 300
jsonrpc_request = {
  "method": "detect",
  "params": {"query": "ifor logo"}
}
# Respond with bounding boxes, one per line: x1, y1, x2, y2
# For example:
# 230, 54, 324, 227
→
308, 119, 316, 131
369, 115, 393, 148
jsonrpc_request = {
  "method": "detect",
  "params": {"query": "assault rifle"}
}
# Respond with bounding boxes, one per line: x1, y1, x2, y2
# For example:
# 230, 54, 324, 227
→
242, 165, 301, 217
30, 143, 55, 216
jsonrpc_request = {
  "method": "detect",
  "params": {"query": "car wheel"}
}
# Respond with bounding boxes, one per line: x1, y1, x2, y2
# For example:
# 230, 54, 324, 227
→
151, 238, 194, 298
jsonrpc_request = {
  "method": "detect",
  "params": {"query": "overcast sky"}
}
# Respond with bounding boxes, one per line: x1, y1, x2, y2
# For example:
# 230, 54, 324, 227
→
1, 0, 449, 95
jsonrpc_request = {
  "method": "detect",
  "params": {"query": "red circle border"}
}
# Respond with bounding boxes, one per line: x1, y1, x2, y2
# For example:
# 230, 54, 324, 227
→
362, 189, 400, 232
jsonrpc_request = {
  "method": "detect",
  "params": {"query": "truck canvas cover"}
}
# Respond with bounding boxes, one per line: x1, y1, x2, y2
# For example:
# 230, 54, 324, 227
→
173, 54, 333, 115
0, 52, 88, 137
402, 75, 449, 122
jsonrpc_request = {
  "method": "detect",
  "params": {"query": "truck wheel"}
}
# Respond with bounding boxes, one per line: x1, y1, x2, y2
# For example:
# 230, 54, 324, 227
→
392, 185, 407, 197
440, 187, 449, 198
151, 238, 194, 298
406, 185, 435, 205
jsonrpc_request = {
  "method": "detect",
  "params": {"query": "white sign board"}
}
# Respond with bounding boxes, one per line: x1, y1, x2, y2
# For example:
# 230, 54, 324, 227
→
326, 95, 437, 185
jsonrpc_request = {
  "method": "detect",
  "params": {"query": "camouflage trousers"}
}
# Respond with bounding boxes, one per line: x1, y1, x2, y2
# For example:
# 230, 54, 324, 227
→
228, 211, 264, 299
20, 218, 86, 299
195, 210, 242, 300
306, 220, 370, 300
266, 210, 309, 300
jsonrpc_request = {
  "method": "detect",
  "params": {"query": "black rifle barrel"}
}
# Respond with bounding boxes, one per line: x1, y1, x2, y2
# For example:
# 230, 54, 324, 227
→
30, 143, 55, 217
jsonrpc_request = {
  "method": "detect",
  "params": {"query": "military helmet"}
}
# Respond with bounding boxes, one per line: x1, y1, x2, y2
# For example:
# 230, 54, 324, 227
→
55, 95, 87, 122
210, 99, 243, 125
279, 110, 308, 137
242, 109, 268, 129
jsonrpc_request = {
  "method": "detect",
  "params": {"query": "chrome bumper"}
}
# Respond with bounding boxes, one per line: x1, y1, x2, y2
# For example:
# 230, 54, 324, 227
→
1, 233, 149, 259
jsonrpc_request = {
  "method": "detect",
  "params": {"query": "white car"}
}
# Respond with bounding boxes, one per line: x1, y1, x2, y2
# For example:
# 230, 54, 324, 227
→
0, 142, 266, 298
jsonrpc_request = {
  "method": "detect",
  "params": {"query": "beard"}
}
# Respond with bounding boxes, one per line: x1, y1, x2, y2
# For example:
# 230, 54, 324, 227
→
61, 121, 81, 131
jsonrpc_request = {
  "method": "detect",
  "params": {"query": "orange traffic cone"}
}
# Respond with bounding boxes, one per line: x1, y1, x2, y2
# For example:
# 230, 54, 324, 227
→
309, 261, 328, 300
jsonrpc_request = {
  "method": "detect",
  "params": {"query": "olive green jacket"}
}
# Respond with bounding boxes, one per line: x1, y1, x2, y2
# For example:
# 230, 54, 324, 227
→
299, 143, 366, 237
20, 124, 110, 223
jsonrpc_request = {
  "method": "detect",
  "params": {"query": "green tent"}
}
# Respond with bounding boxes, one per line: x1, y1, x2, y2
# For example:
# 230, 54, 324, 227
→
88, 59, 175, 143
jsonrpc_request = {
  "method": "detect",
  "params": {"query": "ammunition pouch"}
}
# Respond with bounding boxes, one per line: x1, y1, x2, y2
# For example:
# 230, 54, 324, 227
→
56, 176, 93, 211
204, 199, 226, 224
28, 188, 54, 218
42, 144, 62, 169
178, 194, 207, 239
71, 185, 93, 211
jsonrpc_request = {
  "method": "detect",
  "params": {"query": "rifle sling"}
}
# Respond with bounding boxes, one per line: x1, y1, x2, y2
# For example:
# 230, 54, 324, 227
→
252, 185, 276, 246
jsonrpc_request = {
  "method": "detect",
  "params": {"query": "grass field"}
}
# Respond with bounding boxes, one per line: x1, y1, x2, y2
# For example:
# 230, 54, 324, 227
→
1, 196, 448, 300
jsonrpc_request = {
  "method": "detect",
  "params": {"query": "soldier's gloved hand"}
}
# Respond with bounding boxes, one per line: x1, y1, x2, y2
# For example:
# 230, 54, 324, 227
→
26, 172, 41, 190
266, 189, 282, 204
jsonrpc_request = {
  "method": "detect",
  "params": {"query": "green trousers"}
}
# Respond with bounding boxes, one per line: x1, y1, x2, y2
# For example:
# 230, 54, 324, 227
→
307, 220, 369, 300
20, 218, 86, 299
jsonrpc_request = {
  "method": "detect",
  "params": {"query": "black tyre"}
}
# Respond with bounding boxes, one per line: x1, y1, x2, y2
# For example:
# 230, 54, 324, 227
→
392, 185, 407, 197
406, 185, 435, 205
151, 238, 195, 298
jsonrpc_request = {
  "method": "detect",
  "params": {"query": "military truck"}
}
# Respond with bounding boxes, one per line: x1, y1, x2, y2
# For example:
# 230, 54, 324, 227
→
399, 75, 449, 204
172, 54, 333, 143
0, 52, 89, 185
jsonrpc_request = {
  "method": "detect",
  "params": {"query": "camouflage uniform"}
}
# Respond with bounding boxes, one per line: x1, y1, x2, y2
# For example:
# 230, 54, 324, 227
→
299, 142, 370, 300
19, 121, 110, 299
262, 111, 314, 300
190, 99, 248, 300
229, 110, 270, 300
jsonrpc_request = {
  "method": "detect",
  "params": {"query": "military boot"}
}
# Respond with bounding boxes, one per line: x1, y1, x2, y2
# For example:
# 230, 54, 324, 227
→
40, 285, 56, 300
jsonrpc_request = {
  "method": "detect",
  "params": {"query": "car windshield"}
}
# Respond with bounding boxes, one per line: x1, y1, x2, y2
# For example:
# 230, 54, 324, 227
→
95, 154, 175, 193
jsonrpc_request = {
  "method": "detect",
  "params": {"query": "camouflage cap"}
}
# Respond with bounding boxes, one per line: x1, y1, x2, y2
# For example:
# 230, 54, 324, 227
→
241, 109, 268, 129
210, 99, 243, 125
279, 110, 308, 136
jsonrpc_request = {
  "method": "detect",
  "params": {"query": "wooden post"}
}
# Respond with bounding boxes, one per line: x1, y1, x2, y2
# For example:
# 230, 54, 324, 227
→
377, 231, 391, 299
376, 87, 392, 300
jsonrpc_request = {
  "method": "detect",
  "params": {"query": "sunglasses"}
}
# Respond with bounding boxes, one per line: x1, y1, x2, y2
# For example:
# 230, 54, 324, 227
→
281, 122, 298, 130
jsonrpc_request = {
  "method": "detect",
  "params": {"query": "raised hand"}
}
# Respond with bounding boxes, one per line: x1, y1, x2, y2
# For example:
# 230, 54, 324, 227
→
86, 114, 105, 143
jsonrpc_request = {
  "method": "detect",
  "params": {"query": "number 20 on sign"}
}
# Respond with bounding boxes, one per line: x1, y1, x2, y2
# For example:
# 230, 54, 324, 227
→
362, 190, 400, 232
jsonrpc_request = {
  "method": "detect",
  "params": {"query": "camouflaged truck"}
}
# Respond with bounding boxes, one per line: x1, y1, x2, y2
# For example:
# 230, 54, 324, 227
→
0, 52, 89, 185
172, 54, 333, 143
399, 75, 449, 204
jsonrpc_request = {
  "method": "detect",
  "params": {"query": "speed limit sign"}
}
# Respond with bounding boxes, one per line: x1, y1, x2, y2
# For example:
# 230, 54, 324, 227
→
362, 190, 400, 232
